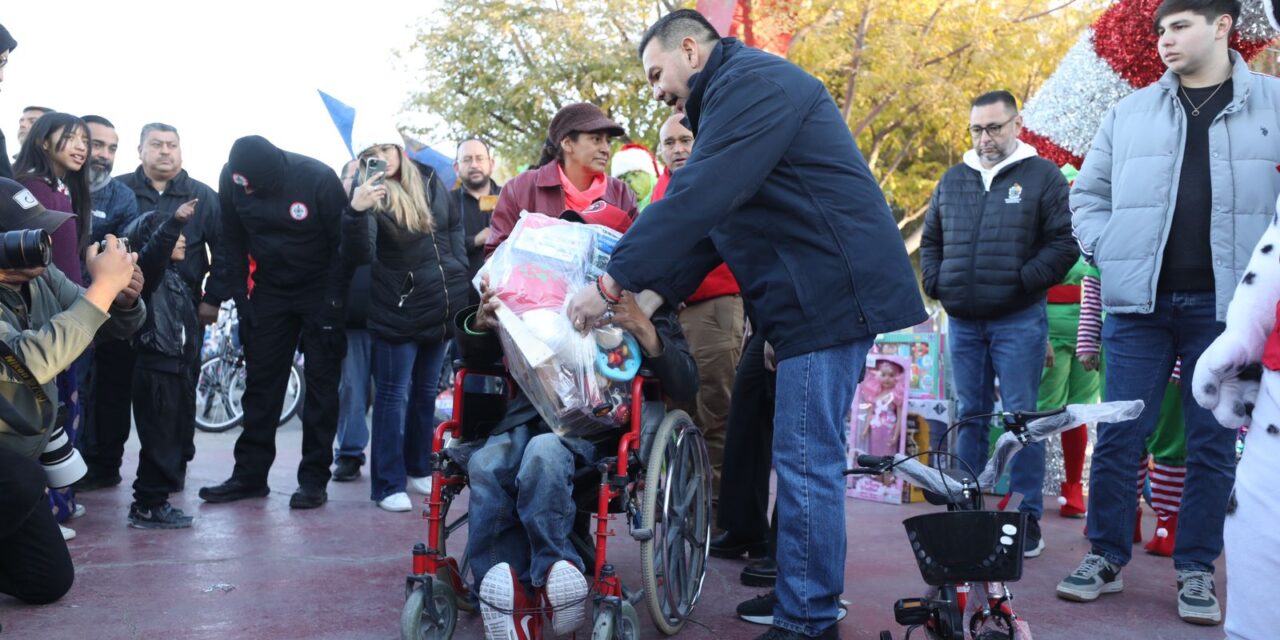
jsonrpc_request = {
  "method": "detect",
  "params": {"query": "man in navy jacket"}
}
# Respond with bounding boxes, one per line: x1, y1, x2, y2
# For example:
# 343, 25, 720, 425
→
568, 10, 925, 639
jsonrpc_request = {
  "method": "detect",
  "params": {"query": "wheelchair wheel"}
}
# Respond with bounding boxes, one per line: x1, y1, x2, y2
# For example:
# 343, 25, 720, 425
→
400, 578, 457, 640
591, 601, 640, 640
639, 410, 712, 635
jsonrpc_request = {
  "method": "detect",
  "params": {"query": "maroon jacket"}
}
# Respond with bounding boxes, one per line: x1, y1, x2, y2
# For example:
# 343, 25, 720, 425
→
485, 161, 638, 258
19, 177, 85, 286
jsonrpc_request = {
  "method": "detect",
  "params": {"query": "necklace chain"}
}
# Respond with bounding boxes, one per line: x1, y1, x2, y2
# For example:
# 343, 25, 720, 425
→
1181, 81, 1227, 117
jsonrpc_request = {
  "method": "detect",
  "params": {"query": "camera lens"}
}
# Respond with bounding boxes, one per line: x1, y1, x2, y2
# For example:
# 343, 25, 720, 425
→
0, 230, 52, 270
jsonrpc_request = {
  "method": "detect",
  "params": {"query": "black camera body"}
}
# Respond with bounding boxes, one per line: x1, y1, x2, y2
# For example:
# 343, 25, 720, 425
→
0, 229, 52, 270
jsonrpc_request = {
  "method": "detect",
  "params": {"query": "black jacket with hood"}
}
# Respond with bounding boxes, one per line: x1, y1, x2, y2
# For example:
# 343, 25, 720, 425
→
125, 211, 198, 373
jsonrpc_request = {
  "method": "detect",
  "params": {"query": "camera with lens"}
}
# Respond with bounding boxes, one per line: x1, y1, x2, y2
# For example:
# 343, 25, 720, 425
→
95, 236, 130, 255
0, 229, 52, 270
39, 414, 87, 489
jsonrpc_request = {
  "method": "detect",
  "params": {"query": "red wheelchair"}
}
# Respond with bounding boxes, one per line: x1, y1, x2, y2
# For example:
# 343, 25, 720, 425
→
399, 363, 714, 639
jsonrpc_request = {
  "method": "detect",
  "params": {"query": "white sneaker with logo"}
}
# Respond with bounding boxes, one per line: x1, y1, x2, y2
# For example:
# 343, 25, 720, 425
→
545, 560, 588, 636
480, 563, 536, 640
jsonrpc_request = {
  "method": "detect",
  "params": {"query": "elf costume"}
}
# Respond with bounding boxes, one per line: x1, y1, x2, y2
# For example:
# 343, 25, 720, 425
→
609, 143, 660, 211
1038, 257, 1102, 517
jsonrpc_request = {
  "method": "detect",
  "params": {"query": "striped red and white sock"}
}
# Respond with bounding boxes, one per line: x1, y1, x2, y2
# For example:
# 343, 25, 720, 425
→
1149, 462, 1186, 525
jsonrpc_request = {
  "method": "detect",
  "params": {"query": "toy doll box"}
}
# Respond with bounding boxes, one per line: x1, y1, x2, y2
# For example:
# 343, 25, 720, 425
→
847, 354, 911, 504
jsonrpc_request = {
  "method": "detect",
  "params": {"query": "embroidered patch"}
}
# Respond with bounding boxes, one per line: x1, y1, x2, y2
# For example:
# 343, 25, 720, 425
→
289, 202, 309, 221
231, 172, 250, 187
11, 188, 39, 210
1004, 183, 1023, 205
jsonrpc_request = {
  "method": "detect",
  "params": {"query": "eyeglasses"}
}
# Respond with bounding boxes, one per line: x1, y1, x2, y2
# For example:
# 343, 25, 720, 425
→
969, 115, 1017, 138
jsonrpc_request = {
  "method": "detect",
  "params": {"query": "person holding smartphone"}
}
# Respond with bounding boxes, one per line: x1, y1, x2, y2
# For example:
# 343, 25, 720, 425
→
342, 127, 468, 512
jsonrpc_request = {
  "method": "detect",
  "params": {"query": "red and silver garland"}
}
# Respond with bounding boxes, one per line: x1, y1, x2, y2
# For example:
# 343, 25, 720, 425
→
1020, 0, 1279, 169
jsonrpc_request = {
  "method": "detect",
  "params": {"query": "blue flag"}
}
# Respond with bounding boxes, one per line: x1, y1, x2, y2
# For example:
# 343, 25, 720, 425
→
318, 90, 356, 158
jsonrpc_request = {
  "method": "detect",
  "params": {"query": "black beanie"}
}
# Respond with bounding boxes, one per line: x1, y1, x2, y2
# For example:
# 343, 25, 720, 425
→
228, 135, 286, 195
0, 23, 16, 53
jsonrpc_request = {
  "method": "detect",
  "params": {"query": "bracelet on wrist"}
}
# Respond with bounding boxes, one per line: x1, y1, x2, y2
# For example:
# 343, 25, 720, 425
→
596, 275, 621, 305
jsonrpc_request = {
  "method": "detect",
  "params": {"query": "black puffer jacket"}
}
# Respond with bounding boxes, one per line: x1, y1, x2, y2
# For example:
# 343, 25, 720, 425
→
343, 161, 469, 344
919, 152, 1076, 320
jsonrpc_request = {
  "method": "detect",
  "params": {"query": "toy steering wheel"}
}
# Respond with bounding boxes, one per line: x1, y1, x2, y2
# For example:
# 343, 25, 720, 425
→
596, 332, 642, 382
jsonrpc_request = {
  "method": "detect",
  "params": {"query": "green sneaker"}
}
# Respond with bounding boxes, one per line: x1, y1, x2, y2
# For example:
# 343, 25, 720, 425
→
1176, 570, 1221, 625
1056, 553, 1123, 602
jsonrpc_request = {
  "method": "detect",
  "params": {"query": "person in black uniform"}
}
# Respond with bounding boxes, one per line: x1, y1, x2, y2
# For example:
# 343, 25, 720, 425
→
198, 135, 349, 509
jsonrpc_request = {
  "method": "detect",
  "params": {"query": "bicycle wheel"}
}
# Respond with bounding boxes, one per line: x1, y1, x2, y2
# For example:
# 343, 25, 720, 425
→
277, 361, 305, 425
195, 355, 246, 433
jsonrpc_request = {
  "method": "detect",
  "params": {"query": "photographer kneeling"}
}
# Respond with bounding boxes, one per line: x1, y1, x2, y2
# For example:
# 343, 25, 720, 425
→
0, 177, 144, 604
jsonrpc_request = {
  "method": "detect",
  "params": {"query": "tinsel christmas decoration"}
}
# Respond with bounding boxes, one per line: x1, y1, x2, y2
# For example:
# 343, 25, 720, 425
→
1020, 0, 1279, 169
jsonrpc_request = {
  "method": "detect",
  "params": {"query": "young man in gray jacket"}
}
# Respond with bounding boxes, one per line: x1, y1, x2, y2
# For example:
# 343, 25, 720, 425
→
1058, 0, 1280, 626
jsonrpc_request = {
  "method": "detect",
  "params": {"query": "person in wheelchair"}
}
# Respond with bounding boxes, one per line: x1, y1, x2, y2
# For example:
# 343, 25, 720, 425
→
453, 206, 698, 640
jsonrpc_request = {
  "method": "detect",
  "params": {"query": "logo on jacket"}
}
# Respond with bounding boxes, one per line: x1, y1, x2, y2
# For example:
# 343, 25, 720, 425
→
1005, 183, 1023, 205
231, 172, 250, 187
289, 202, 309, 221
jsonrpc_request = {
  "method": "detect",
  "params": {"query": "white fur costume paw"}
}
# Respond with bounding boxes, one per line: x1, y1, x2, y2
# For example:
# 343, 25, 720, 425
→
1195, 188, 1280, 640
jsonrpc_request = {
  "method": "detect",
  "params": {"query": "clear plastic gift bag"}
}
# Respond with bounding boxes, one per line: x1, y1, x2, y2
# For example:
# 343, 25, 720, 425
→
477, 212, 638, 439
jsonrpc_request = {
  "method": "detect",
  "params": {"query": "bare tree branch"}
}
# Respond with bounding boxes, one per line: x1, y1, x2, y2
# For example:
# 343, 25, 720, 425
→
849, 92, 898, 139
840, 2, 876, 121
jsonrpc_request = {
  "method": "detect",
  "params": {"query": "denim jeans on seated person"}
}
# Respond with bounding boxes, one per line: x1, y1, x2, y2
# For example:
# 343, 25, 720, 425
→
770, 336, 874, 637
1087, 292, 1233, 573
369, 338, 448, 501
460, 425, 595, 590
950, 302, 1049, 520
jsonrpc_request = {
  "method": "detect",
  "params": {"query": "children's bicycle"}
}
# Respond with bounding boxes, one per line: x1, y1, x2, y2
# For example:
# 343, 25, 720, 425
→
848, 400, 1144, 640
194, 301, 304, 433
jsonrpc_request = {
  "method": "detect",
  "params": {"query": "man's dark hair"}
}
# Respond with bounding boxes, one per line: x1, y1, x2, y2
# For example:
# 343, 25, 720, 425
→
22, 106, 54, 116
81, 115, 115, 128
638, 9, 721, 59
971, 90, 1019, 112
455, 137, 492, 160
139, 122, 179, 145
0, 23, 17, 53
1154, 0, 1240, 34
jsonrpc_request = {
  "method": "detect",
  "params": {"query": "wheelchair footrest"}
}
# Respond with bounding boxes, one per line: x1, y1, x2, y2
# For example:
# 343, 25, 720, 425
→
630, 528, 653, 542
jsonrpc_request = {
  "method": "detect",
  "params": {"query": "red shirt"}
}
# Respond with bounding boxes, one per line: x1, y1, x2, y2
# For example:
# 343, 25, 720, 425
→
651, 169, 740, 303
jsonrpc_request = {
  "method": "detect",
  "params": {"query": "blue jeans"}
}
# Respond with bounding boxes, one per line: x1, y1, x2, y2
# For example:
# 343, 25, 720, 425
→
950, 302, 1049, 520
463, 425, 594, 589
369, 338, 448, 501
772, 337, 874, 637
334, 329, 373, 464
1088, 292, 1233, 572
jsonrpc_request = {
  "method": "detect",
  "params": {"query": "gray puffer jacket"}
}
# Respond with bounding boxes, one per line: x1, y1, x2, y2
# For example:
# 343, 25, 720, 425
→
1071, 50, 1280, 321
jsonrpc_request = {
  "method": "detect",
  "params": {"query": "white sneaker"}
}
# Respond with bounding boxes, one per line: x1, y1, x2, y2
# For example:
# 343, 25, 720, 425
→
60, 524, 76, 541
407, 476, 434, 495
69, 503, 87, 520
545, 560, 588, 636
377, 492, 412, 512
480, 562, 536, 640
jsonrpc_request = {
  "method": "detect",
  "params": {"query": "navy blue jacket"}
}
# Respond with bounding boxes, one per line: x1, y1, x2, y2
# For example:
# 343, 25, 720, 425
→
89, 178, 141, 244
607, 39, 925, 361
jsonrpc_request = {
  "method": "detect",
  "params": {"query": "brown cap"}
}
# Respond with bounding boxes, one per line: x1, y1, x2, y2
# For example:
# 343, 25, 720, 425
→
0, 178, 74, 234
548, 103, 625, 147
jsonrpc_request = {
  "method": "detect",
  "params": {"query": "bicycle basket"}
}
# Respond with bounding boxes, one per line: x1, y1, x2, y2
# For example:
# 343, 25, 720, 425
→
902, 510, 1027, 585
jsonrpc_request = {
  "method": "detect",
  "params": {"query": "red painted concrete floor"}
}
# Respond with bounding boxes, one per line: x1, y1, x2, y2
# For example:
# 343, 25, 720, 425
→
0, 419, 1226, 640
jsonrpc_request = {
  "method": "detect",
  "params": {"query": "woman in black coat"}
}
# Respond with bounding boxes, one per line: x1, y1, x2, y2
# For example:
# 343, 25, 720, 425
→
344, 139, 468, 511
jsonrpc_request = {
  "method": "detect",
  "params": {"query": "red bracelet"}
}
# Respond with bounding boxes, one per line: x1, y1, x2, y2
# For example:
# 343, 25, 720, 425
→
596, 275, 621, 304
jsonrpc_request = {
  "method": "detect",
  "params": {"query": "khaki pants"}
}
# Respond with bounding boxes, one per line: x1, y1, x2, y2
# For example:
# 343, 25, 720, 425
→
675, 294, 744, 503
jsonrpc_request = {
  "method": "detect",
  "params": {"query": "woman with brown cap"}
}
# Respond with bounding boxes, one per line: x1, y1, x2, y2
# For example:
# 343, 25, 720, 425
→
484, 102, 638, 255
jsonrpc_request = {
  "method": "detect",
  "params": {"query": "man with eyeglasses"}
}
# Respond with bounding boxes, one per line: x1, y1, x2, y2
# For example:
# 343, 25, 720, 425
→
919, 89, 1076, 558
452, 138, 501, 300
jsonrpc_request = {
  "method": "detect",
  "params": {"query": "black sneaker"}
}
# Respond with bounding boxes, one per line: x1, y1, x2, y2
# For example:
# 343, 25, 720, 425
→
741, 557, 777, 587
332, 457, 362, 482
289, 486, 328, 509
1024, 516, 1045, 558
128, 502, 193, 529
737, 591, 848, 626
199, 478, 270, 503
72, 470, 122, 493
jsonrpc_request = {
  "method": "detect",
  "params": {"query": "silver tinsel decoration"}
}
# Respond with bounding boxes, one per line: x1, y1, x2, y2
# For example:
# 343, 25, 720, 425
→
1021, 30, 1136, 159
1240, 0, 1280, 43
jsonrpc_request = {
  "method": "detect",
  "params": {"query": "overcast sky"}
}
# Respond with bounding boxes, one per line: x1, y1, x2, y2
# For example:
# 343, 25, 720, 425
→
1, 0, 445, 187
